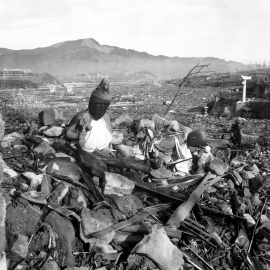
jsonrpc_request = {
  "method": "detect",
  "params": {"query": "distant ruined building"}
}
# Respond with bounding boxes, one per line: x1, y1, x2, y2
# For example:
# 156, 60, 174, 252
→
75, 73, 109, 81
0, 68, 34, 79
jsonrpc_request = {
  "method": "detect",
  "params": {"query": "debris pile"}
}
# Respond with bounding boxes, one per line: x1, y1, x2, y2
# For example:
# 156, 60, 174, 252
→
1, 107, 270, 270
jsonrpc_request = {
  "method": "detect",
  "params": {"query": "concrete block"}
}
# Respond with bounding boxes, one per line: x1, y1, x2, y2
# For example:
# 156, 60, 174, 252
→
103, 172, 135, 196
132, 225, 184, 270
46, 157, 81, 182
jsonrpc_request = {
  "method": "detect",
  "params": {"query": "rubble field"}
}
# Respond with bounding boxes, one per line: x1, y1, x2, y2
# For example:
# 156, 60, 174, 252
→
1, 83, 270, 270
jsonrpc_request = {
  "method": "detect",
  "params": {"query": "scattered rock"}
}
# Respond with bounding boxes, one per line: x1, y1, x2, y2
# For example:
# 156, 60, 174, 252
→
44, 211, 75, 267
11, 234, 29, 258
81, 207, 113, 235
22, 171, 43, 188
115, 114, 133, 126
152, 114, 170, 127
103, 172, 135, 196
39, 109, 65, 126
6, 199, 42, 237
44, 126, 64, 137
46, 157, 81, 181
132, 225, 184, 270
138, 119, 155, 131
1, 132, 24, 148
109, 194, 143, 218
33, 141, 56, 160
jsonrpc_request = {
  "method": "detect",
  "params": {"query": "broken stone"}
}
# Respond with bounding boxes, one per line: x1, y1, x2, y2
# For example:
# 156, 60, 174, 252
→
138, 119, 155, 131
169, 120, 181, 132
242, 170, 255, 180
48, 182, 69, 205
127, 254, 158, 270
80, 208, 115, 245
68, 188, 87, 210
114, 113, 133, 126
13, 144, 28, 152
33, 141, 56, 160
45, 211, 75, 266
11, 138, 23, 147
11, 234, 29, 258
235, 229, 250, 250
43, 126, 64, 137
103, 172, 135, 196
260, 215, 270, 232
0, 141, 9, 148
108, 194, 143, 218
18, 183, 29, 192
111, 131, 124, 145
3, 165, 18, 179
38, 125, 49, 134
131, 225, 184, 270
6, 199, 42, 237
115, 144, 134, 158
29, 120, 39, 135
23, 134, 44, 146
243, 213, 256, 228
39, 109, 65, 126
39, 109, 55, 126
22, 172, 43, 188
42, 257, 60, 270
21, 190, 47, 205
40, 174, 52, 198
209, 159, 228, 176
1, 132, 24, 148
132, 144, 145, 160
46, 157, 81, 182
217, 203, 233, 215
81, 207, 113, 235
180, 124, 193, 134
152, 114, 170, 127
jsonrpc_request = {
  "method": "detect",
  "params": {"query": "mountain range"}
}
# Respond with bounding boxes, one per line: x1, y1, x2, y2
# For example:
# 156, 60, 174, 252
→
0, 38, 248, 79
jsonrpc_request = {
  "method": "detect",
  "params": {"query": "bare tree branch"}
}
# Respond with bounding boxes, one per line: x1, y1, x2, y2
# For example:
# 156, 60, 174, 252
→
162, 63, 211, 118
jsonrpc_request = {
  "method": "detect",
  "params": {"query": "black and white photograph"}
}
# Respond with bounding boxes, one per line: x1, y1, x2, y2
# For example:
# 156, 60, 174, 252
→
0, 1, 270, 269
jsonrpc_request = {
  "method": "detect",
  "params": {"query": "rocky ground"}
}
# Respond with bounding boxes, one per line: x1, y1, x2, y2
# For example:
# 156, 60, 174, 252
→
1, 83, 270, 270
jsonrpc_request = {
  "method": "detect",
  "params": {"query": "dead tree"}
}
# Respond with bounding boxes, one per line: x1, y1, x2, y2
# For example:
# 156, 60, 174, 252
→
163, 63, 213, 118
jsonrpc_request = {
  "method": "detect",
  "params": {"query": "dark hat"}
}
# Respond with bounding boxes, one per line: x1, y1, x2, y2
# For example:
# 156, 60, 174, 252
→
90, 78, 112, 103
187, 130, 207, 147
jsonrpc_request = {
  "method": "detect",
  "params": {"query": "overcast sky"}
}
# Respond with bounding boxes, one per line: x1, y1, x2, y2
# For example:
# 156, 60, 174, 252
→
0, 0, 269, 64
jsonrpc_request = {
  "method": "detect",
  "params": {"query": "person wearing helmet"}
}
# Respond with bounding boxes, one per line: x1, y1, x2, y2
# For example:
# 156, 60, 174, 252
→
186, 129, 207, 152
66, 79, 121, 152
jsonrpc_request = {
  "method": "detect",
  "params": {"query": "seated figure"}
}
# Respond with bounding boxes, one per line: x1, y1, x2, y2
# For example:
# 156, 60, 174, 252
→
66, 79, 119, 153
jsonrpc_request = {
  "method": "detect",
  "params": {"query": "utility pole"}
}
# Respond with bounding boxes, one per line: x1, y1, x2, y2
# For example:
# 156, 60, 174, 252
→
241, 75, 252, 103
